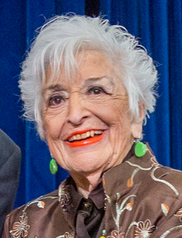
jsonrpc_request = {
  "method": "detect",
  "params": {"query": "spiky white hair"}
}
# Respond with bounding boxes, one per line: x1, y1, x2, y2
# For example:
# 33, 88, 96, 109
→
19, 14, 158, 139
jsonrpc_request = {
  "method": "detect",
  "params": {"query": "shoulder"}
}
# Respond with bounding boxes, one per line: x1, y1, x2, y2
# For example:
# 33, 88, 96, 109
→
128, 159, 182, 216
130, 157, 182, 198
126, 144, 182, 196
154, 165, 182, 193
3, 189, 71, 237
6, 190, 59, 223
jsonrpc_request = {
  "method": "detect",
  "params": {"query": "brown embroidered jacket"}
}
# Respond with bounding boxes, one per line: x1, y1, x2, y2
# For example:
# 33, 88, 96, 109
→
3, 144, 182, 238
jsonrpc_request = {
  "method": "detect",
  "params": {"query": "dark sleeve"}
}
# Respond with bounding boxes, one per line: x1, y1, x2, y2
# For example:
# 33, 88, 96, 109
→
0, 129, 21, 236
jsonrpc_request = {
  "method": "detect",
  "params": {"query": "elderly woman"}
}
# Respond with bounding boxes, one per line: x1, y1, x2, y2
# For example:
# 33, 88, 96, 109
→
3, 15, 182, 238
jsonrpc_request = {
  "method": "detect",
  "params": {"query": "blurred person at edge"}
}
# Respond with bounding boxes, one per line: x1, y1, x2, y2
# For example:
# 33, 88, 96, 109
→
0, 129, 21, 236
3, 15, 182, 238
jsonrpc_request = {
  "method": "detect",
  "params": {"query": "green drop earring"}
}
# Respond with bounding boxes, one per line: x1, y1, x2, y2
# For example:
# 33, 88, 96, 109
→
134, 140, 147, 157
49, 157, 58, 174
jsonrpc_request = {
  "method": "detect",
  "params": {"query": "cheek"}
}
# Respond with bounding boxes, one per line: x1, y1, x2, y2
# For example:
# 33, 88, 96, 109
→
47, 140, 69, 169
43, 109, 66, 139
44, 118, 59, 140
100, 103, 132, 149
89, 98, 129, 126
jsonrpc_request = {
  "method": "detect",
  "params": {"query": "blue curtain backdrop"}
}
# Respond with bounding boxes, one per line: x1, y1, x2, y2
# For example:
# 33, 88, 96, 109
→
0, 0, 182, 208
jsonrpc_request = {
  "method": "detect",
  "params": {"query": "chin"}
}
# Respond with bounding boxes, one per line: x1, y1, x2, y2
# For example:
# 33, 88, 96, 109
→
70, 163, 103, 176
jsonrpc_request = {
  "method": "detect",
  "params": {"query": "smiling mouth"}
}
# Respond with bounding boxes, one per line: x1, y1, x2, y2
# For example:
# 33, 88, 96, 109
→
65, 130, 105, 147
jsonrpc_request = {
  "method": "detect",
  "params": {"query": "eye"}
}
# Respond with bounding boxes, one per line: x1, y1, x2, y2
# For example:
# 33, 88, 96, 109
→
87, 86, 106, 95
48, 95, 64, 107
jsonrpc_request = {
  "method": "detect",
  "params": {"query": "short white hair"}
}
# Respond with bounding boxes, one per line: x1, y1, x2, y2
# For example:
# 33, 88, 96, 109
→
19, 14, 158, 139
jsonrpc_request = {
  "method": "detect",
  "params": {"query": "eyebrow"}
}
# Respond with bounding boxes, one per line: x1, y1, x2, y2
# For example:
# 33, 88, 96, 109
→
42, 76, 114, 95
84, 76, 114, 87
42, 84, 66, 94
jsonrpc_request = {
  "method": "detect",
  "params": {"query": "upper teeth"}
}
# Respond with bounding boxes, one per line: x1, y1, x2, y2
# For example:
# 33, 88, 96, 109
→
68, 130, 103, 142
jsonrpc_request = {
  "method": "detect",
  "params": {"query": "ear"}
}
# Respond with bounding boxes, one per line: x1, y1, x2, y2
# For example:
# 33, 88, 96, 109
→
131, 103, 145, 139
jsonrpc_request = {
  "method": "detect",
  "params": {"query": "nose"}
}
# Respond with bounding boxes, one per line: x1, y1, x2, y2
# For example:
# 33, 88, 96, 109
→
67, 92, 89, 126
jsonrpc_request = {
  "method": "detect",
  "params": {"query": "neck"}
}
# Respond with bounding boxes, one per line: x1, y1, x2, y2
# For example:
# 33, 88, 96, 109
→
70, 170, 103, 198
70, 142, 134, 198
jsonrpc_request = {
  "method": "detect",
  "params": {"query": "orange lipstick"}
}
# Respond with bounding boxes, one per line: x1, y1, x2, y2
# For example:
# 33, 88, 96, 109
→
65, 130, 105, 147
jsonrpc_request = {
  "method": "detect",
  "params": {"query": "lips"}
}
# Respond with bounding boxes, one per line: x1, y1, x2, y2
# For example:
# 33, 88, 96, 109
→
65, 130, 105, 147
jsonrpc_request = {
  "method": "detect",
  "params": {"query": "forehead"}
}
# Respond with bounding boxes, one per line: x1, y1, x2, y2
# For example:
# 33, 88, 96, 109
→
44, 50, 124, 91
76, 51, 114, 77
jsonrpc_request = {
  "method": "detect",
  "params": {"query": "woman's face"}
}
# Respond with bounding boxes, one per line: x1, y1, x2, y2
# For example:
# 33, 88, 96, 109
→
42, 51, 143, 176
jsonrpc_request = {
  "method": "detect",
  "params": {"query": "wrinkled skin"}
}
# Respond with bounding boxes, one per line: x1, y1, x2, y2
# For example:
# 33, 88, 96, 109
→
42, 51, 144, 197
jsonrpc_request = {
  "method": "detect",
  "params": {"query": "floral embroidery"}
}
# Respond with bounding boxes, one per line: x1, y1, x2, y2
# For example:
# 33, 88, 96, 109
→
37, 201, 45, 208
7, 146, 182, 237
127, 158, 179, 196
160, 225, 182, 238
126, 161, 153, 189
59, 182, 72, 211
64, 232, 72, 238
175, 208, 182, 221
111, 193, 136, 228
127, 168, 140, 188
134, 219, 154, 238
161, 203, 169, 216
150, 156, 159, 166
9, 195, 58, 237
56, 232, 74, 238
107, 230, 125, 238
125, 203, 133, 211
127, 177, 133, 188
10, 215, 30, 238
